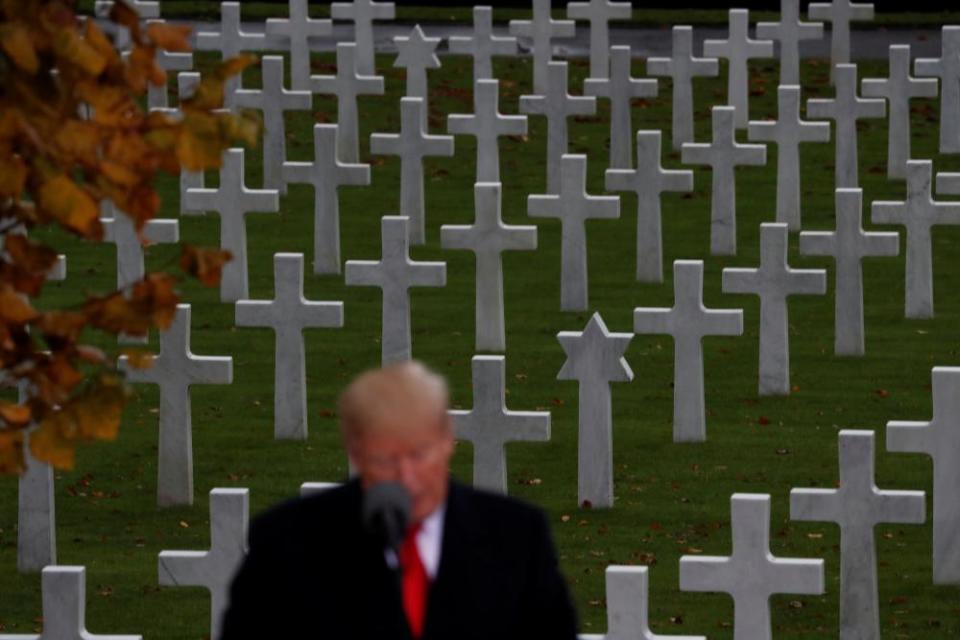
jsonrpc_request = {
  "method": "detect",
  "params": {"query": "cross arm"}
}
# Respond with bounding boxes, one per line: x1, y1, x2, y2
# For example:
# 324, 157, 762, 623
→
720, 268, 760, 295
369, 133, 401, 156
870, 200, 906, 226
632, 307, 674, 335
798, 231, 837, 257
344, 260, 385, 287
527, 194, 560, 219
789, 487, 840, 522
158, 550, 210, 587
886, 420, 936, 457
877, 490, 926, 524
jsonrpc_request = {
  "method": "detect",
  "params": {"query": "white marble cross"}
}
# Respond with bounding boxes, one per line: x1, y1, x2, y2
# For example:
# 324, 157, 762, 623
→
331, 0, 396, 76
371, 97, 455, 245
862, 45, 938, 179
748, 85, 831, 230
101, 201, 179, 344
808, 0, 874, 83
448, 79, 527, 183
791, 430, 925, 640
579, 566, 706, 640
647, 26, 719, 151
606, 130, 693, 283
141, 23, 193, 113
566, 0, 632, 79
393, 25, 441, 129
682, 106, 767, 256
234, 56, 311, 195
265, 0, 332, 92
680, 494, 824, 640
17, 383, 54, 575
914, 27, 960, 154
440, 182, 537, 352
800, 189, 898, 356
634, 260, 743, 443
887, 367, 960, 585
871, 160, 960, 319
557, 313, 632, 508
0, 566, 142, 639
450, 355, 551, 493
584, 46, 658, 169
119, 305, 232, 507
722, 223, 826, 396
756, 0, 824, 85
344, 216, 446, 364
175, 72, 206, 215
101, 202, 179, 292
182, 148, 279, 302
235, 253, 344, 441
158, 488, 249, 640
508, 0, 575, 95
282, 124, 370, 275
194, 2, 278, 108
528, 154, 620, 311
449, 6, 517, 82
703, 9, 774, 128
807, 63, 885, 190
312, 42, 385, 164
519, 60, 596, 194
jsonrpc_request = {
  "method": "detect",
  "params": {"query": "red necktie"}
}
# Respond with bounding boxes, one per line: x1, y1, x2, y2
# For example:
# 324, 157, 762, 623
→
399, 523, 428, 638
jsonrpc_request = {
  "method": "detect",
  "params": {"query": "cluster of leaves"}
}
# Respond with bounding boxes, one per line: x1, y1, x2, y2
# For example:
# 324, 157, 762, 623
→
0, 0, 259, 473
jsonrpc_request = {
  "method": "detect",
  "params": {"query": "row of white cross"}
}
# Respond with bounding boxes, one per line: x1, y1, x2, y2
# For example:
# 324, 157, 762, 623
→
10, 0, 960, 637
12, 409, 956, 640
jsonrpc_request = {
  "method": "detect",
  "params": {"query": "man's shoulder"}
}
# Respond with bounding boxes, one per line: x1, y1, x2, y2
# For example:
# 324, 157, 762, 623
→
447, 480, 550, 534
248, 480, 360, 542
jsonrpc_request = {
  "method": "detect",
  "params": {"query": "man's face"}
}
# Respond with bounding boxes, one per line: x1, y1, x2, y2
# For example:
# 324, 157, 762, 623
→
350, 415, 455, 524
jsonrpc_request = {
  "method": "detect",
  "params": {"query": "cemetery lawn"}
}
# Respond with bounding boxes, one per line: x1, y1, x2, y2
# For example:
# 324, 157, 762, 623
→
4, 44, 960, 640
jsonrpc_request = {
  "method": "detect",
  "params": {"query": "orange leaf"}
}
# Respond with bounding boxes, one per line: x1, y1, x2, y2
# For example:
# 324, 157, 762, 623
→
54, 120, 102, 166
73, 375, 126, 440
99, 159, 141, 188
36, 174, 102, 238
145, 22, 191, 52
30, 413, 75, 469
0, 284, 39, 324
180, 245, 232, 287
0, 23, 39, 74
0, 429, 26, 474
109, 1, 143, 42
52, 25, 107, 76
0, 153, 27, 198
83, 18, 120, 67
0, 402, 32, 427
177, 111, 225, 171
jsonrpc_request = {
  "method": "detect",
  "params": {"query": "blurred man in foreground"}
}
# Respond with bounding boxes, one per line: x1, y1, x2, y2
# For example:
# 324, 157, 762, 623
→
220, 360, 578, 639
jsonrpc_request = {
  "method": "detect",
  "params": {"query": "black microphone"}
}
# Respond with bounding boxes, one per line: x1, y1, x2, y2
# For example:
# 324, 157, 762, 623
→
362, 482, 412, 556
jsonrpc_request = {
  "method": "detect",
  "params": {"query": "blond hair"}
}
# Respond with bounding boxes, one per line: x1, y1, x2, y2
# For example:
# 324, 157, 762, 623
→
338, 360, 450, 444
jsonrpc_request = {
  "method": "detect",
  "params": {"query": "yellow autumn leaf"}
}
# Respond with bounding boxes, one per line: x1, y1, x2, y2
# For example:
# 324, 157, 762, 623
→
52, 25, 107, 77
177, 111, 224, 171
0, 402, 32, 427
0, 429, 25, 475
145, 22, 191, 52
36, 174, 102, 238
0, 23, 39, 74
0, 284, 39, 323
30, 413, 75, 470
0, 153, 27, 198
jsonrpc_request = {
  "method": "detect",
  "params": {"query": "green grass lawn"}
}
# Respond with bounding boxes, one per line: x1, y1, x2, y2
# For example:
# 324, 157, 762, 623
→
3, 37, 960, 640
